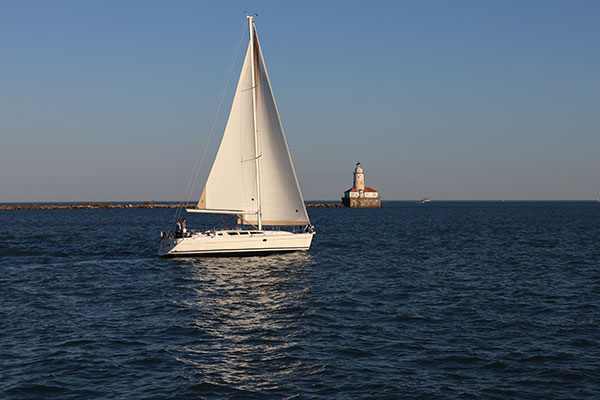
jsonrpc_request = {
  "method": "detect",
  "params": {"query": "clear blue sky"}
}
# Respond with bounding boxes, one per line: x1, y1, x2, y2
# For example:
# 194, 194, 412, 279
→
1, 0, 599, 201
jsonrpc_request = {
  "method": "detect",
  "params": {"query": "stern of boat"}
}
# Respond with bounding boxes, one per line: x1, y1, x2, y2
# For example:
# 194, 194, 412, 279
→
158, 233, 179, 256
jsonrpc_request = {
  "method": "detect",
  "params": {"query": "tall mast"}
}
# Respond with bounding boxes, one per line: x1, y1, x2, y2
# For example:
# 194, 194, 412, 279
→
247, 15, 262, 230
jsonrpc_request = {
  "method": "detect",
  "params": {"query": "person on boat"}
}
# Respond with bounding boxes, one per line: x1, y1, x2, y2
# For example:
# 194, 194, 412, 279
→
175, 219, 182, 238
182, 218, 187, 234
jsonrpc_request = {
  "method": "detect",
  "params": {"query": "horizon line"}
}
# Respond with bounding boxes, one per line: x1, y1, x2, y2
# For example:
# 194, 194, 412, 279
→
1, 199, 599, 204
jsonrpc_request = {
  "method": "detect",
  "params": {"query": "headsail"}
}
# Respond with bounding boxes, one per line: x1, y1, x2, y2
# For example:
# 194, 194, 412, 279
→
197, 44, 258, 215
197, 20, 310, 227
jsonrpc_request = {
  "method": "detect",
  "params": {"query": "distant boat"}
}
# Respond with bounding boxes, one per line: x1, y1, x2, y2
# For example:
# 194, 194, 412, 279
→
421, 197, 431, 203
158, 16, 314, 257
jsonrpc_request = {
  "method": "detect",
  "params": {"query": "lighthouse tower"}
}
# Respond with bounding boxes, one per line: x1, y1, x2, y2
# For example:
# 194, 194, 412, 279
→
342, 162, 381, 208
353, 163, 365, 191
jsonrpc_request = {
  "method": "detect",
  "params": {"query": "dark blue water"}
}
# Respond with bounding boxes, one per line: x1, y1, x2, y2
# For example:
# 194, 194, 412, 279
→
2, 202, 599, 399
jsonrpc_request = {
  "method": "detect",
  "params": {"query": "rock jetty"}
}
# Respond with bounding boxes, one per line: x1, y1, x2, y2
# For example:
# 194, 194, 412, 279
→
0, 202, 178, 210
0, 202, 344, 210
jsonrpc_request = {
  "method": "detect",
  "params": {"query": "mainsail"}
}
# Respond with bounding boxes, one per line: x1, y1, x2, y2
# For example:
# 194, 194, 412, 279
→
197, 23, 310, 227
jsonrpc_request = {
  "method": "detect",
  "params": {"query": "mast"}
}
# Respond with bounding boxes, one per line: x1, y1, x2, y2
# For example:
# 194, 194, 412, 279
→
247, 15, 262, 230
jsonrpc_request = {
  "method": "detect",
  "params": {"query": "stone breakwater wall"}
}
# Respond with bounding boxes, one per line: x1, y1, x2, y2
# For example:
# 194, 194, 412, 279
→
306, 203, 344, 208
0, 202, 179, 210
0, 202, 344, 210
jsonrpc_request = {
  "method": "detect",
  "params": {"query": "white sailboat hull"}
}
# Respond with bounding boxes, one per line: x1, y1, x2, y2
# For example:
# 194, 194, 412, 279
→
158, 230, 314, 257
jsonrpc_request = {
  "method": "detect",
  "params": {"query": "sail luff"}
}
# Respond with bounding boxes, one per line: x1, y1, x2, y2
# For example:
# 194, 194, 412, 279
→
248, 16, 262, 230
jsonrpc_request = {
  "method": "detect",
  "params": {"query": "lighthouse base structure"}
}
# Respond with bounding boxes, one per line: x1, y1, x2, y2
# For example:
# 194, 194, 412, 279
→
342, 196, 381, 208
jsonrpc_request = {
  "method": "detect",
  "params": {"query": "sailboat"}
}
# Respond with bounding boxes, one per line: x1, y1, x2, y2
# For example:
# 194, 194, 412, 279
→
159, 16, 315, 257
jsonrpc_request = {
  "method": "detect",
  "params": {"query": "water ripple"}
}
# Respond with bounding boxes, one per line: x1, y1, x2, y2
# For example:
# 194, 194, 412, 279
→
1, 203, 600, 398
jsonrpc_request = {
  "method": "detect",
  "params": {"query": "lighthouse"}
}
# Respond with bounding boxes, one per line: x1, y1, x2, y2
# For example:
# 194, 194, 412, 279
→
342, 162, 382, 208
353, 163, 365, 191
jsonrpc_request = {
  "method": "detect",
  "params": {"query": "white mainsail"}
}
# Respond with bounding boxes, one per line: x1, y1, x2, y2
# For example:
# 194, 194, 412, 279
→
197, 23, 310, 227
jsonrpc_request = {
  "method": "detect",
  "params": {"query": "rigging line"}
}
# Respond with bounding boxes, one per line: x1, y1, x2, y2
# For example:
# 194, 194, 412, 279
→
183, 20, 246, 212
172, 22, 245, 222
171, 21, 247, 222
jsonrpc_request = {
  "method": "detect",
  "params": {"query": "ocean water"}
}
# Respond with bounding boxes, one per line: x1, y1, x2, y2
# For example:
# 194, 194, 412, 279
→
1, 201, 599, 399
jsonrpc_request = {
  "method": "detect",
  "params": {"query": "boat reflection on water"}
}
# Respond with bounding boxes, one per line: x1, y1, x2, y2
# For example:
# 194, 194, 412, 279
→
173, 252, 318, 392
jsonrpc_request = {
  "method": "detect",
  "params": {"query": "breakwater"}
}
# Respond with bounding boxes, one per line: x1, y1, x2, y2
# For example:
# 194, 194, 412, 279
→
0, 202, 344, 210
